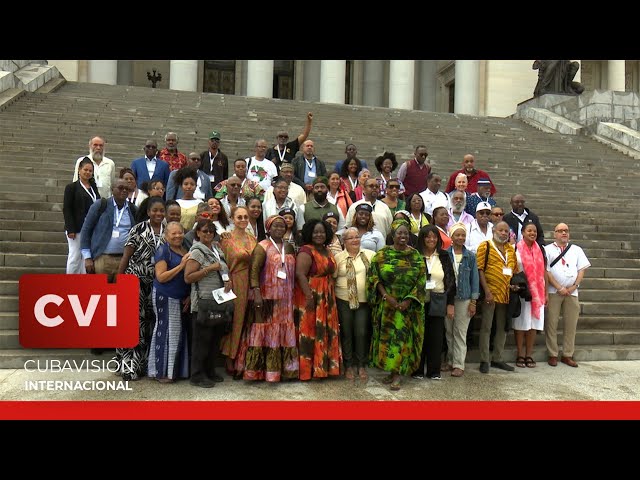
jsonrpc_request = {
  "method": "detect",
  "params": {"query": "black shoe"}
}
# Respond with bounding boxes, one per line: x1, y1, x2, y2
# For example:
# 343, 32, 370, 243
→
479, 362, 489, 373
210, 374, 224, 383
190, 377, 216, 388
491, 361, 515, 372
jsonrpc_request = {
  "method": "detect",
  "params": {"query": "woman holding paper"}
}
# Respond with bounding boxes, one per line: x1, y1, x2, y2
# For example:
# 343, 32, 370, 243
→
184, 218, 232, 388
243, 215, 298, 382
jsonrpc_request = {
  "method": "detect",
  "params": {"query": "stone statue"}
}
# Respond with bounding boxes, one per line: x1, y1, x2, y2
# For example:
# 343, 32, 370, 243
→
532, 60, 584, 97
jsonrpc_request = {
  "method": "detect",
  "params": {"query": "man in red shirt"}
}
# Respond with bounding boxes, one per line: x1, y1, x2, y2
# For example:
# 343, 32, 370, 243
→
445, 154, 496, 196
158, 131, 187, 171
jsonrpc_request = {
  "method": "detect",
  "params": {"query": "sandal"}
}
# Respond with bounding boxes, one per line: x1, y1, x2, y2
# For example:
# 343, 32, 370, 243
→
390, 378, 401, 391
525, 356, 537, 368
345, 367, 355, 380
358, 368, 368, 381
516, 356, 526, 368
450, 368, 464, 377
382, 374, 394, 384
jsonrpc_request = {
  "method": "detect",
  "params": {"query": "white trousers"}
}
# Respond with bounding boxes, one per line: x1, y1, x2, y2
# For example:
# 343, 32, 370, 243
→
66, 231, 86, 274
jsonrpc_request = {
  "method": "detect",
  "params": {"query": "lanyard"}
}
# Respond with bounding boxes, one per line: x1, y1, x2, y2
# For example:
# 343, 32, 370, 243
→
348, 176, 358, 190
269, 237, 286, 266
277, 145, 286, 164
210, 244, 221, 263
210, 151, 218, 170
114, 201, 126, 228
149, 221, 164, 250
305, 157, 315, 170
128, 189, 137, 205
80, 182, 97, 202
490, 240, 508, 265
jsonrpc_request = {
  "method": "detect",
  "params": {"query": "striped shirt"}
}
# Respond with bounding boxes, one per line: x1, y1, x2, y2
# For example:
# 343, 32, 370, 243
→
476, 240, 517, 304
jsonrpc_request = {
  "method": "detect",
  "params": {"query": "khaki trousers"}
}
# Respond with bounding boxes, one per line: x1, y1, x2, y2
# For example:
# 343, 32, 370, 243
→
545, 293, 580, 357
94, 254, 122, 283
445, 299, 472, 370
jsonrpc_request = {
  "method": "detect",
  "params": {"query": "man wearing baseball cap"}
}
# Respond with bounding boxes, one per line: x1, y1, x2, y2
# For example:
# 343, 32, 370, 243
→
466, 201, 494, 253
465, 178, 497, 217
200, 130, 229, 189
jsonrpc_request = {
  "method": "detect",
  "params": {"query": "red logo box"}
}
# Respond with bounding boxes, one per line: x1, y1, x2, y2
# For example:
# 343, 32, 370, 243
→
19, 274, 139, 348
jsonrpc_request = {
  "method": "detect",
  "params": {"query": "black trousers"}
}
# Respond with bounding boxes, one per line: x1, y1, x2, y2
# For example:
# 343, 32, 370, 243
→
416, 307, 445, 377
190, 313, 224, 381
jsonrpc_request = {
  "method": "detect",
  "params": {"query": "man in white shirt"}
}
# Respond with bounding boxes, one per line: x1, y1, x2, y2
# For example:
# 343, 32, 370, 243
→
466, 202, 494, 252
345, 178, 393, 238
447, 190, 474, 229
419, 173, 450, 216
73, 136, 116, 199
245, 138, 278, 190
544, 223, 591, 368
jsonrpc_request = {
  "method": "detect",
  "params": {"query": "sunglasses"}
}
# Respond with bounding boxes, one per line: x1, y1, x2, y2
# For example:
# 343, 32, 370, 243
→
200, 229, 214, 234
492, 212, 504, 216
387, 185, 400, 189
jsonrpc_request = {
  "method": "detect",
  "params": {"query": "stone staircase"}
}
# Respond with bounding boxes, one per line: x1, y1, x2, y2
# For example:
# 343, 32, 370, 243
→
0, 81, 639, 367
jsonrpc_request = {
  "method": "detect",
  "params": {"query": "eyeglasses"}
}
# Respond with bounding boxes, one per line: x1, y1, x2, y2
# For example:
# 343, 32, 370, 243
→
477, 211, 490, 216
151, 185, 165, 191
210, 138, 220, 142
418, 153, 428, 157
555, 229, 569, 233
144, 145, 157, 149
200, 230, 214, 234
228, 183, 241, 188
115, 186, 131, 192
387, 185, 400, 189
492, 212, 504, 216
278, 135, 289, 139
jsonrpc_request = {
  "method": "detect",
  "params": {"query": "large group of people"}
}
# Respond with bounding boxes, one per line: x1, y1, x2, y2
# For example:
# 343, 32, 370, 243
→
61, 117, 591, 391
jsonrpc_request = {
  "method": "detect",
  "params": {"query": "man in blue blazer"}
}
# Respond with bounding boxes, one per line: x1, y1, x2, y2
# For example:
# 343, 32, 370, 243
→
130, 139, 170, 190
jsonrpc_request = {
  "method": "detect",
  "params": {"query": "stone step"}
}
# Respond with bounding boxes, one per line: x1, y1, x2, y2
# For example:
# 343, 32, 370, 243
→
0, 295, 18, 312
579, 315, 640, 329
0, 191, 63, 203
0, 210, 63, 221
0, 230, 67, 243
589, 258, 640, 268
0, 281, 17, 296
464, 345, 640, 363
582, 278, 640, 289
0, 267, 65, 280
0, 348, 97, 369
0, 200, 63, 212
0, 330, 19, 348
0, 312, 17, 329
0, 219, 64, 231
0, 241, 68, 255
1, 253, 67, 268
581, 301, 640, 315
578, 290, 640, 302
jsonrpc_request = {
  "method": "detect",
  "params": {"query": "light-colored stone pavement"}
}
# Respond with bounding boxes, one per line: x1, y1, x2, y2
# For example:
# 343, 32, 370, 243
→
1, 360, 638, 401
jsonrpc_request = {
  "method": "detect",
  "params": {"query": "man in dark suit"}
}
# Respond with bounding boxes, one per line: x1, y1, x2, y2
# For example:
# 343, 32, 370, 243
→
503, 193, 545, 246
130, 139, 170, 190
292, 139, 328, 199
200, 130, 229, 189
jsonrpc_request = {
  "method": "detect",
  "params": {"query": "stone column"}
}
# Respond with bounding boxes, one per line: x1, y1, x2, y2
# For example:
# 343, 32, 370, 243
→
363, 60, 385, 107
320, 60, 346, 104
88, 60, 117, 85
169, 60, 198, 92
389, 60, 415, 110
454, 60, 480, 115
303, 60, 321, 102
117, 60, 132, 86
418, 60, 437, 112
247, 60, 274, 98
608, 60, 626, 91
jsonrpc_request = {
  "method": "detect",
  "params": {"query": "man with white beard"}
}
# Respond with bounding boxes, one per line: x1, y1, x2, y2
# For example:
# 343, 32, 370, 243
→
73, 136, 116, 198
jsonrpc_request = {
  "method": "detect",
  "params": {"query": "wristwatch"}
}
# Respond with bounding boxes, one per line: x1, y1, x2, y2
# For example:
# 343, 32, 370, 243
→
573, 283, 580, 288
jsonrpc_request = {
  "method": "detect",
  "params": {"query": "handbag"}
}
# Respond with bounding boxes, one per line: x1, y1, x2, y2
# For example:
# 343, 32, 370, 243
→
196, 298, 234, 331
427, 291, 447, 317
194, 266, 234, 331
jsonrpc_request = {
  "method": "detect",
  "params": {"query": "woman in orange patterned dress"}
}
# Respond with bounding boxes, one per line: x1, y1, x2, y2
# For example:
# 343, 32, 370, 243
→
294, 219, 342, 380
244, 215, 299, 381
219, 206, 257, 378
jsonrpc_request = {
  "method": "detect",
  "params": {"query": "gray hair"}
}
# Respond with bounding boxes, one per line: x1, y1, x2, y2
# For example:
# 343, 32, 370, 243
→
165, 132, 178, 142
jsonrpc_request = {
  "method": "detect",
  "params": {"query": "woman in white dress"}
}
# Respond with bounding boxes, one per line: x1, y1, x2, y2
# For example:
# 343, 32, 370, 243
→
513, 220, 548, 368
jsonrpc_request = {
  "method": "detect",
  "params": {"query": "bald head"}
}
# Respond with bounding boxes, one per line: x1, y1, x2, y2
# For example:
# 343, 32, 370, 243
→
554, 223, 570, 245
463, 154, 475, 173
